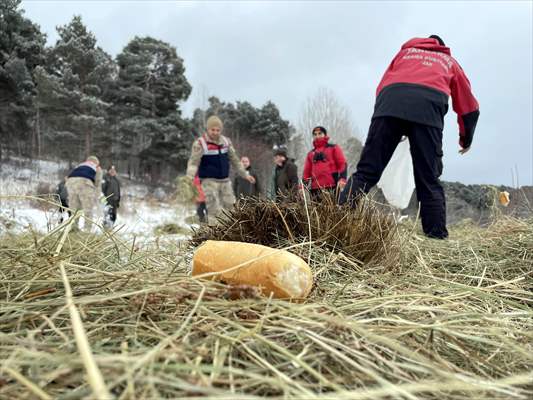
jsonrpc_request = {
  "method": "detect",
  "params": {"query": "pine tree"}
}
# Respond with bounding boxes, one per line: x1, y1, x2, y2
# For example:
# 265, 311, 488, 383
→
111, 36, 192, 180
38, 16, 115, 161
0, 0, 46, 160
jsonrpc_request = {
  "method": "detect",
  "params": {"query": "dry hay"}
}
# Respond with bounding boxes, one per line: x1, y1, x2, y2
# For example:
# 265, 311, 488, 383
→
192, 193, 400, 266
0, 213, 532, 399
154, 223, 191, 236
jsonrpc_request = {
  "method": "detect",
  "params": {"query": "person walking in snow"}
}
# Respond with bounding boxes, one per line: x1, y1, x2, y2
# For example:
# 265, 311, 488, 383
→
340, 35, 479, 239
65, 155, 103, 231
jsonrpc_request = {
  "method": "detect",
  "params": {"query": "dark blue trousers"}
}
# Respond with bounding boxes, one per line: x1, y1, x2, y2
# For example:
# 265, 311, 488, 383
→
339, 116, 448, 239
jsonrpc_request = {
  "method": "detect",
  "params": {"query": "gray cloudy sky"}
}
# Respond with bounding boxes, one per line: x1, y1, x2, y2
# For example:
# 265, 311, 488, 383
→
22, 0, 533, 186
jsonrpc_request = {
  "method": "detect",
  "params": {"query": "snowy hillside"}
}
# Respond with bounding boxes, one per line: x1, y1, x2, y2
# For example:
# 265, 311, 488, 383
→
0, 157, 196, 241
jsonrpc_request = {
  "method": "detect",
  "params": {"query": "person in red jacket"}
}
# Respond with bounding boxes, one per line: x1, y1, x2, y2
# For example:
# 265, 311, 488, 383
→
302, 126, 347, 199
340, 35, 479, 239
193, 175, 207, 223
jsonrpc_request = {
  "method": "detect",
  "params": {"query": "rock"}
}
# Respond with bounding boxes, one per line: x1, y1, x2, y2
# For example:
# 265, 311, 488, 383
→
153, 188, 166, 201
16, 169, 33, 181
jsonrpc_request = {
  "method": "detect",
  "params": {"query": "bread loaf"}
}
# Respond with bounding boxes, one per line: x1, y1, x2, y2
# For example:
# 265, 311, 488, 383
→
192, 240, 313, 299
499, 191, 510, 207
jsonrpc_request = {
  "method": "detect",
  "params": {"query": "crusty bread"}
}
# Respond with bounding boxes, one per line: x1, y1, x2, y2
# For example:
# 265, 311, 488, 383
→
499, 191, 510, 207
192, 240, 313, 299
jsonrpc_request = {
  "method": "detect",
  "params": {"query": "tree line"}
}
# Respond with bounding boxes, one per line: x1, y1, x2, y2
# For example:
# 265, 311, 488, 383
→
1, 1, 363, 186
0, 0, 295, 183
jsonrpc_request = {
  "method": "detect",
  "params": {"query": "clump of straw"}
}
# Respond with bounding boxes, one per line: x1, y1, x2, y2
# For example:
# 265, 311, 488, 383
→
192, 192, 400, 265
0, 209, 531, 399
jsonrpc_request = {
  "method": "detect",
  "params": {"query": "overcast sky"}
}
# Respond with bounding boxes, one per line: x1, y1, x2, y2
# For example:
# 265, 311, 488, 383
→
21, 0, 533, 186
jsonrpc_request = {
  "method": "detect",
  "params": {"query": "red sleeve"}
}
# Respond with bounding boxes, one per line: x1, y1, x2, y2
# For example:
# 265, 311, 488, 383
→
302, 152, 312, 182
451, 63, 480, 148
333, 145, 346, 170
333, 145, 347, 182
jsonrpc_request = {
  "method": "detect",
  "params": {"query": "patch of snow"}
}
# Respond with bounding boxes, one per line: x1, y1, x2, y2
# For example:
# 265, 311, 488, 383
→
1, 157, 196, 243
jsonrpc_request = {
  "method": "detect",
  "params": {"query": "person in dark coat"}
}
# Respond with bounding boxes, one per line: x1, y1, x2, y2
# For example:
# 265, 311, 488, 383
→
234, 156, 261, 199
268, 148, 299, 201
340, 35, 479, 239
101, 165, 121, 227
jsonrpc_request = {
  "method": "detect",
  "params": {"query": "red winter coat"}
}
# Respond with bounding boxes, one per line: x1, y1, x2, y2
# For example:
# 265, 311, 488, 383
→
374, 37, 479, 148
303, 136, 347, 190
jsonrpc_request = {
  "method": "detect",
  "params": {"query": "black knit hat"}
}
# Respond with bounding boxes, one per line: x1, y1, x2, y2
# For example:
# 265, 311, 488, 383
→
429, 35, 445, 46
312, 126, 327, 135
273, 146, 287, 158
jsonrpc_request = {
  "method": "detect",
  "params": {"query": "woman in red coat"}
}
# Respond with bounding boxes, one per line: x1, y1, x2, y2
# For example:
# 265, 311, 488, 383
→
302, 126, 347, 199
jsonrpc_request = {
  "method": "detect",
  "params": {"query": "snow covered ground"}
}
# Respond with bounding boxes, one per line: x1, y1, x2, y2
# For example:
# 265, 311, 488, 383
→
0, 157, 196, 242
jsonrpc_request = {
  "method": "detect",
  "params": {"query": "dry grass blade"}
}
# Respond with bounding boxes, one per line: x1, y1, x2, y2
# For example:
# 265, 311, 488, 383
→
54, 214, 113, 399
0, 206, 532, 399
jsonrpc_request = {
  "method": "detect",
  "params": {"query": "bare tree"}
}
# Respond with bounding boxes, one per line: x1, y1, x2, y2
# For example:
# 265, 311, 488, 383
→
294, 87, 362, 166
191, 83, 211, 132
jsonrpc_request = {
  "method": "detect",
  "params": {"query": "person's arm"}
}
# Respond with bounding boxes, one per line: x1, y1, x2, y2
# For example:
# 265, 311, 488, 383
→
233, 176, 239, 197
186, 140, 204, 179
302, 152, 313, 187
333, 145, 348, 185
451, 63, 480, 150
116, 178, 121, 206
228, 141, 249, 179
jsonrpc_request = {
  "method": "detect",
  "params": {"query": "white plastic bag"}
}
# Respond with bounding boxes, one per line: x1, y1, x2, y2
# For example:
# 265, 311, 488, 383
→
377, 138, 415, 209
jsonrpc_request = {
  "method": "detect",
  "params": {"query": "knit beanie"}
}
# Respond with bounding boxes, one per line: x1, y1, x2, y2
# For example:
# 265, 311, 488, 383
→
87, 155, 99, 165
273, 147, 288, 158
206, 116, 223, 130
312, 126, 327, 135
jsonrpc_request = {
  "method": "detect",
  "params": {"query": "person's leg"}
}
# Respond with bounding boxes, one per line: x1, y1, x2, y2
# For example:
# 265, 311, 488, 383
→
408, 123, 448, 239
339, 117, 405, 206
201, 179, 221, 222
58, 206, 64, 223
197, 202, 207, 223
109, 203, 117, 224
79, 184, 96, 232
220, 180, 236, 213
66, 180, 81, 230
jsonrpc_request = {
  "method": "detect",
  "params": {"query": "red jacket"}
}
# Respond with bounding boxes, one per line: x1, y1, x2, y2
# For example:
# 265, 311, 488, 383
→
375, 37, 479, 148
303, 137, 347, 190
